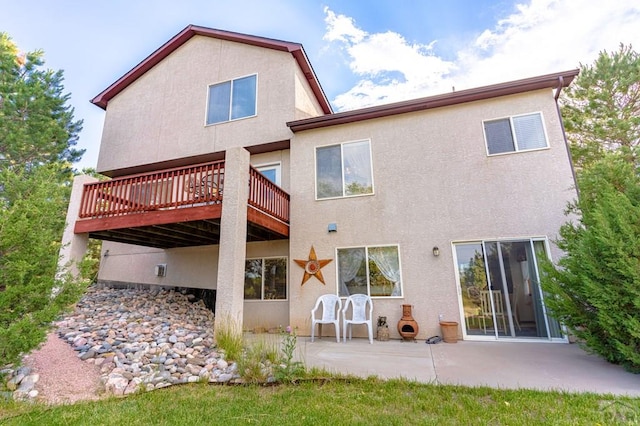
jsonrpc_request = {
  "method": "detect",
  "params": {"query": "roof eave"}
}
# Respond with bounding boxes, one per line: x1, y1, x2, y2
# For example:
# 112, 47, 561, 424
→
287, 69, 580, 133
91, 25, 332, 114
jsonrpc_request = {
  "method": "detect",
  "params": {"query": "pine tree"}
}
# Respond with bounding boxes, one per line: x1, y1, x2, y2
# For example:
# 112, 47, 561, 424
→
542, 153, 640, 372
0, 32, 83, 170
0, 164, 87, 365
561, 44, 640, 169
545, 43, 640, 372
0, 33, 88, 366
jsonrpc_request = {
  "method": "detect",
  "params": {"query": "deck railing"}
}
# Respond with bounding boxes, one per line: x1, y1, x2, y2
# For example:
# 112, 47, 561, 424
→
78, 161, 290, 225
79, 161, 225, 219
248, 166, 290, 223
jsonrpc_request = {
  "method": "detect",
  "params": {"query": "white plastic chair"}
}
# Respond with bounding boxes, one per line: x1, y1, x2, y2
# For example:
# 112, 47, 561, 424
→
342, 294, 373, 344
310, 294, 342, 343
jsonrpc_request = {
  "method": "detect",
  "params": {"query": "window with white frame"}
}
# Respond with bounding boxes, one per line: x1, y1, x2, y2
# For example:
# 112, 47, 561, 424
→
316, 139, 373, 199
255, 163, 281, 186
206, 74, 257, 125
337, 245, 402, 298
244, 257, 287, 300
483, 112, 548, 155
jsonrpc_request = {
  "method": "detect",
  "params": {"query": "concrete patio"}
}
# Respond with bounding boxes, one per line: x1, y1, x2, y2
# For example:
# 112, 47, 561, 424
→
292, 337, 640, 397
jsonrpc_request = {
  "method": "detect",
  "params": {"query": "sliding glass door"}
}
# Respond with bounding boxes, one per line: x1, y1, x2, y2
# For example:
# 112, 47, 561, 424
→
455, 239, 563, 340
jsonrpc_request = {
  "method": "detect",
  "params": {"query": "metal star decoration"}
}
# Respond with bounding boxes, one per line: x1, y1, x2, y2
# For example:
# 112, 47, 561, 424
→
294, 246, 332, 285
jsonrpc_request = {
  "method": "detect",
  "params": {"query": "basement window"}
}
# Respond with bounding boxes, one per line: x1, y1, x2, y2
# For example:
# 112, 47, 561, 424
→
244, 257, 287, 300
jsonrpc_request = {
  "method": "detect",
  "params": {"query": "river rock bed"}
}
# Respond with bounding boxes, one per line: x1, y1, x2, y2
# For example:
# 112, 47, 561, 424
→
5, 285, 242, 400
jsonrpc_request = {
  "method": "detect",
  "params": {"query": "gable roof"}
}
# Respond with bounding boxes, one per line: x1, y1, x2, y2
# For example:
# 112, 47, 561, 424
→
287, 69, 579, 132
91, 25, 332, 114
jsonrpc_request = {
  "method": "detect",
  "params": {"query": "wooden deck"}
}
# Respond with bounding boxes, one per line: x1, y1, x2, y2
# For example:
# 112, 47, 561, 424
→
74, 161, 289, 248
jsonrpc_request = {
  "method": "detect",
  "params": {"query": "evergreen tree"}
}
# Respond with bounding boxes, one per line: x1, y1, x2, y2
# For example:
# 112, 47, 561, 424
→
0, 34, 88, 366
545, 43, 640, 372
0, 32, 83, 171
0, 164, 87, 365
561, 44, 640, 169
542, 152, 640, 372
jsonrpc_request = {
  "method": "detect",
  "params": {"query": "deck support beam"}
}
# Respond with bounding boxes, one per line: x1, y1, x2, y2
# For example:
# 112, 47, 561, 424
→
214, 147, 250, 334
58, 175, 98, 280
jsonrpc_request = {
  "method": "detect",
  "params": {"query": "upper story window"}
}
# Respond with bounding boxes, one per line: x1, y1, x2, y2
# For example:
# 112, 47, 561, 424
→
206, 74, 257, 125
255, 163, 281, 186
483, 112, 548, 155
316, 139, 373, 199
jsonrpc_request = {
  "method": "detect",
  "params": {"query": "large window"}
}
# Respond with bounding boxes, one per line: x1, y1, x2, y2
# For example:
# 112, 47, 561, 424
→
244, 257, 287, 300
316, 140, 373, 199
337, 245, 402, 297
483, 112, 548, 155
206, 74, 257, 125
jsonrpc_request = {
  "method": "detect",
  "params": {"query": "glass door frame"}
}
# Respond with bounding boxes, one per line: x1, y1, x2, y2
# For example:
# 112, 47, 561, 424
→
481, 240, 518, 338
453, 237, 567, 342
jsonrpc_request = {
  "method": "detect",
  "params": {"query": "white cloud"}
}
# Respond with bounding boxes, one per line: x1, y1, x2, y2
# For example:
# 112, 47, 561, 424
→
324, 7, 456, 110
457, 0, 640, 88
325, 1, 640, 112
323, 7, 366, 44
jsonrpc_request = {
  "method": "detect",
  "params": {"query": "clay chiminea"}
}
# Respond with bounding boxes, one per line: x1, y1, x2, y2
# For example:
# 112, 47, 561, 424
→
397, 304, 419, 341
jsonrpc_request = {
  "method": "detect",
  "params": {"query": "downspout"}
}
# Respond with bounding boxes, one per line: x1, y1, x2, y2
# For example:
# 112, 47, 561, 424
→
554, 75, 580, 198
554, 76, 564, 101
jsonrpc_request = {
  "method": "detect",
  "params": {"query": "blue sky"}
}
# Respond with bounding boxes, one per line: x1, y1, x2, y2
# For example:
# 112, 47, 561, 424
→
2, 0, 639, 170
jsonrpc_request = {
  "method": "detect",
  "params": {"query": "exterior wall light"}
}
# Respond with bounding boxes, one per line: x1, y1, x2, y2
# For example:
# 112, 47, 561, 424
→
432, 246, 440, 257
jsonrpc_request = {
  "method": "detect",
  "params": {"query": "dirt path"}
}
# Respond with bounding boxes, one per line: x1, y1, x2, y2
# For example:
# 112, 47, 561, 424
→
22, 332, 104, 405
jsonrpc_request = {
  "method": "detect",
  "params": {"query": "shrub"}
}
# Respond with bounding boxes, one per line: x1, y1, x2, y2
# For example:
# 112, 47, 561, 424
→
542, 153, 640, 372
0, 165, 88, 366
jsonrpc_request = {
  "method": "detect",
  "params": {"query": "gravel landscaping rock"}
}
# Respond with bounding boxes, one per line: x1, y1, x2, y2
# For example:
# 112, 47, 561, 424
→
4, 285, 243, 403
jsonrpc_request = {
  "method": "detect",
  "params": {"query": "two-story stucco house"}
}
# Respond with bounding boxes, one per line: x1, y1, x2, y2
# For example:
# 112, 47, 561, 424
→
60, 25, 579, 343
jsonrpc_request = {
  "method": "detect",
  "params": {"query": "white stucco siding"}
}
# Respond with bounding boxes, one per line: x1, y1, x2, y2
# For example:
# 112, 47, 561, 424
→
97, 36, 301, 173
97, 238, 290, 329
294, 66, 326, 120
97, 242, 219, 290
287, 89, 577, 339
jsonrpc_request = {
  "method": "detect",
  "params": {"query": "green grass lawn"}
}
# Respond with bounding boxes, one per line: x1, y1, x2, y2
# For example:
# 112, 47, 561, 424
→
2, 378, 639, 425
